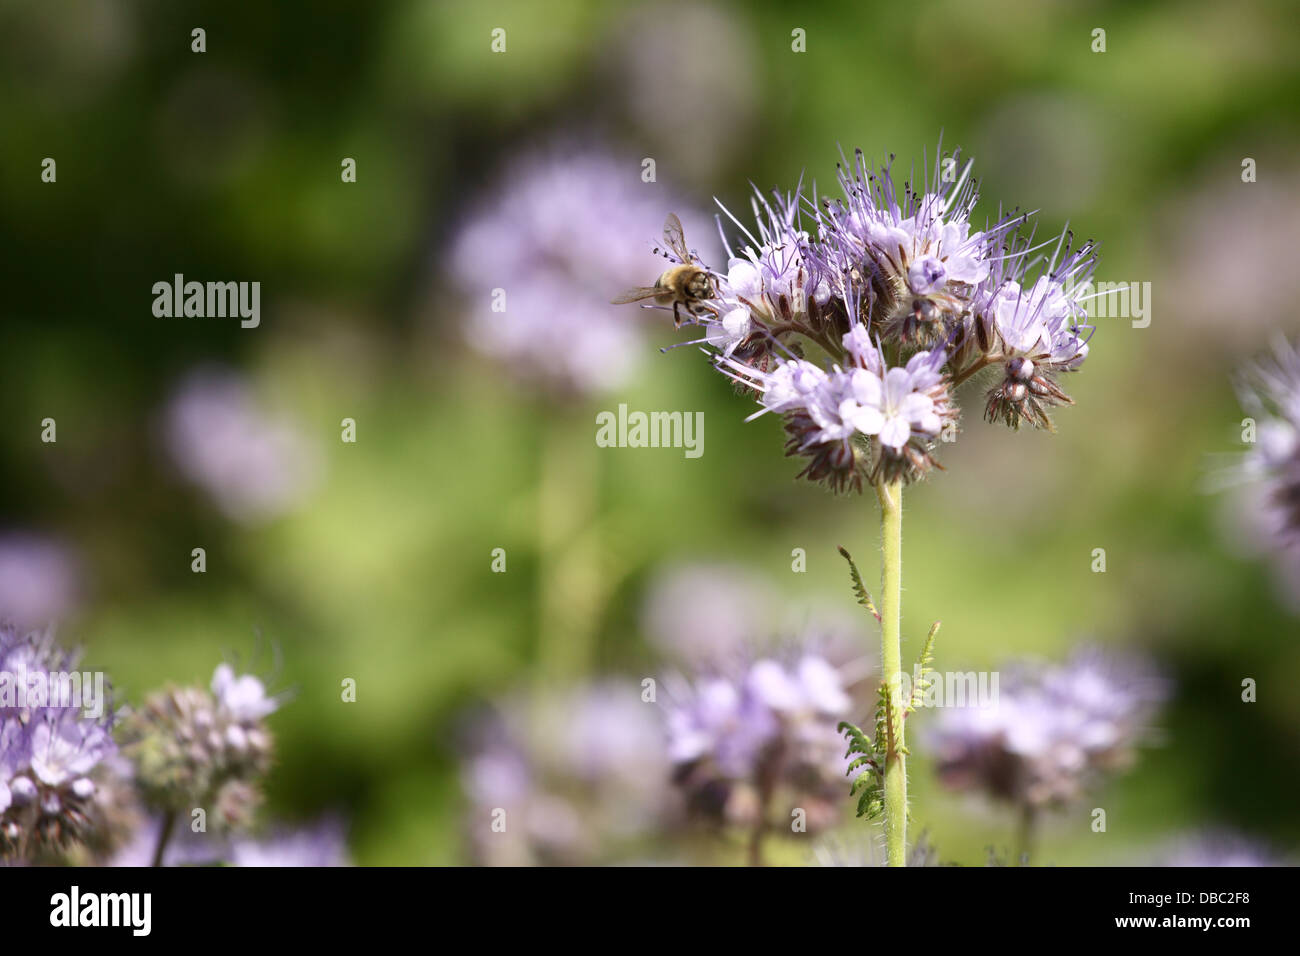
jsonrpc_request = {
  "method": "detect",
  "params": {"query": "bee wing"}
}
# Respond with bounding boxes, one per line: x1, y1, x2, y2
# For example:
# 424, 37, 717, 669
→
661, 213, 694, 263
611, 286, 662, 305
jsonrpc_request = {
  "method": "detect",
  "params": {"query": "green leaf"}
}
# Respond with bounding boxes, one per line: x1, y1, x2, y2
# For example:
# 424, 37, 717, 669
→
906, 620, 941, 715
837, 546, 881, 622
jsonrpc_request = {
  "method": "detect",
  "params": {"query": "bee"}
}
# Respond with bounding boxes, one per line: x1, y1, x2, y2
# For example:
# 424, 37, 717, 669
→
612, 213, 717, 327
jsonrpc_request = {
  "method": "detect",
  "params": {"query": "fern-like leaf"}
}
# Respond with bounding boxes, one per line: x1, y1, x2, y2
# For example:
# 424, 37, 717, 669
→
837, 546, 881, 622
906, 620, 941, 715
837, 720, 874, 757
838, 720, 884, 819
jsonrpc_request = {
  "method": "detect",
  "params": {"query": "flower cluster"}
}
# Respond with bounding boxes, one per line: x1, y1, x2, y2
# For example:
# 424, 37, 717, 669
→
927, 647, 1167, 811
120, 664, 279, 832
1233, 337, 1300, 545
0, 625, 119, 862
664, 648, 856, 835
629, 140, 1099, 491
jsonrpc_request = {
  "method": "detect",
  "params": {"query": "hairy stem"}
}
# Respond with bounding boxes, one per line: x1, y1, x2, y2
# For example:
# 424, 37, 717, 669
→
950, 354, 999, 388
876, 478, 907, 866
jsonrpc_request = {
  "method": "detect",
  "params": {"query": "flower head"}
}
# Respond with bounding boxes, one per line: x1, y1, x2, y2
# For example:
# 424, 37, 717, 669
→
458, 681, 672, 866
121, 664, 278, 831
625, 138, 1101, 492
927, 647, 1167, 811
663, 644, 859, 835
1, 626, 119, 862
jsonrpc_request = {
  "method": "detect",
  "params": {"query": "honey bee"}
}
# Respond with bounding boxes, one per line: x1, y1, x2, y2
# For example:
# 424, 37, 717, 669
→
612, 213, 717, 327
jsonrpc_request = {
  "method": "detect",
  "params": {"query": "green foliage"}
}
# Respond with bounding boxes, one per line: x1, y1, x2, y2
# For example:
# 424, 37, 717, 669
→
837, 546, 881, 622
838, 718, 883, 819
907, 621, 941, 715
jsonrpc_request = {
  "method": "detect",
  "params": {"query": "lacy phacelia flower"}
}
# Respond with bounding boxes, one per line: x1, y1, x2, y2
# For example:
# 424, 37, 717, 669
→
459, 682, 673, 866
966, 230, 1097, 431
619, 139, 1100, 491
927, 647, 1167, 811
1233, 338, 1300, 544
664, 651, 855, 835
120, 664, 278, 831
723, 340, 955, 490
164, 368, 321, 524
449, 143, 713, 398
814, 145, 1016, 347
1, 626, 118, 862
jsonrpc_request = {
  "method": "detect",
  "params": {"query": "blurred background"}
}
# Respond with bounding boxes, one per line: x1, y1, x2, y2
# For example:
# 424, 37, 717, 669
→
2, 0, 1298, 865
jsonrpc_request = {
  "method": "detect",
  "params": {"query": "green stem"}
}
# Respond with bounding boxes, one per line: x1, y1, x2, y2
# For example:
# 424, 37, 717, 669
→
876, 478, 907, 867
950, 354, 998, 388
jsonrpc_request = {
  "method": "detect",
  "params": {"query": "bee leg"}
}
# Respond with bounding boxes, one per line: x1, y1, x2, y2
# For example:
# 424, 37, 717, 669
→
673, 301, 683, 328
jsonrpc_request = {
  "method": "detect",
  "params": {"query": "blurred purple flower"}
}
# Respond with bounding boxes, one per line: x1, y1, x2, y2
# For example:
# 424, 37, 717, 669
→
640, 563, 769, 665
663, 645, 856, 834
1149, 831, 1289, 867
111, 815, 348, 867
163, 368, 321, 524
227, 817, 349, 867
928, 646, 1168, 811
0, 535, 79, 629
1, 625, 117, 862
458, 681, 673, 865
447, 142, 714, 397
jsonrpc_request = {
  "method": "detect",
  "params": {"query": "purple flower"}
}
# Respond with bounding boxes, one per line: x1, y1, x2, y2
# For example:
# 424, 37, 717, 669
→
227, 817, 349, 867
458, 681, 672, 865
628, 137, 1103, 490
448, 142, 714, 397
211, 664, 278, 722
164, 368, 321, 524
663, 645, 858, 834
1, 625, 117, 862
0, 535, 79, 630
721, 339, 955, 488
928, 646, 1167, 811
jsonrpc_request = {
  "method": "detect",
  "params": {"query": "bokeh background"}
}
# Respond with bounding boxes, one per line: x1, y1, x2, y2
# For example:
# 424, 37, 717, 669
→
2, 0, 1299, 865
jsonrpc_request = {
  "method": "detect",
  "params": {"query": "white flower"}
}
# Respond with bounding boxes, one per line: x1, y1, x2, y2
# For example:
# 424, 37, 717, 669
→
211, 664, 277, 723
